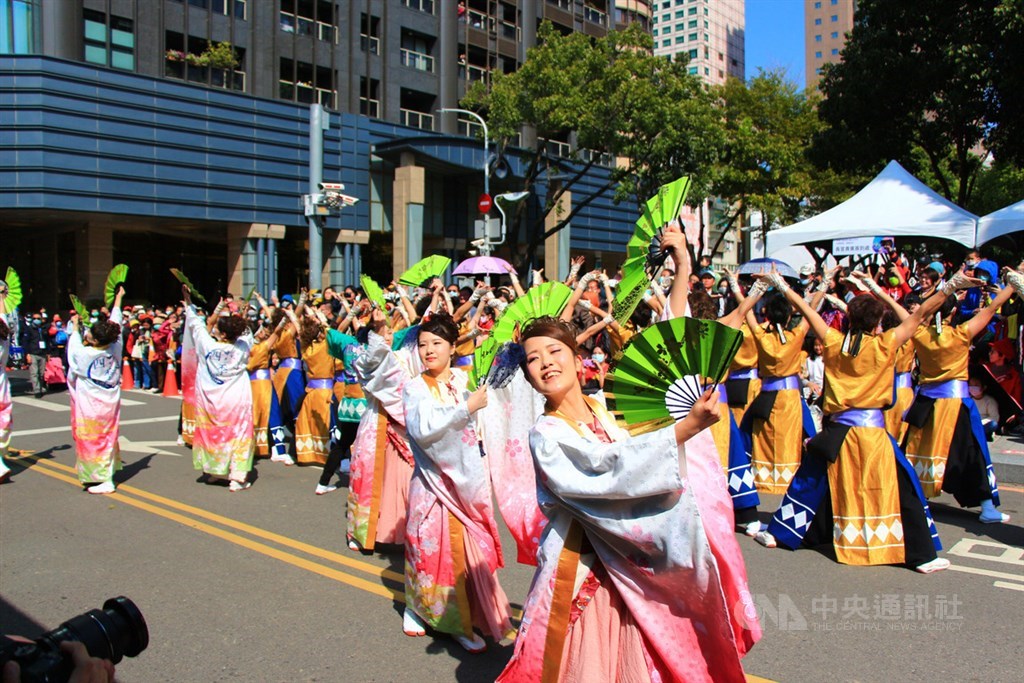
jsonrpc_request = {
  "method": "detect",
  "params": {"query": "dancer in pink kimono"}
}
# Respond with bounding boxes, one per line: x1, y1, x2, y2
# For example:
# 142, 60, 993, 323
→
499, 317, 760, 683
183, 286, 255, 492
0, 310, 12, 482
400, 312, 514, 653
67, 287, 126, 494
347, 310, 416, 552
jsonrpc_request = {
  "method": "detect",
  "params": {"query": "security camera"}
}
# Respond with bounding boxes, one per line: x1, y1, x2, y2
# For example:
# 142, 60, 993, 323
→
470, 238, 486, 248
319, 182, 346, 192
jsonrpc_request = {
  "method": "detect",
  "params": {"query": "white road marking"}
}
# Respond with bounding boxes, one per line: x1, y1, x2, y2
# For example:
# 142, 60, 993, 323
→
947, 564, 1024, 582
947, 539, 1024, 566
993, 581, 1024, 592
117, 436, 182, 458
13, 396, 69, 412
12, 415, 180, 438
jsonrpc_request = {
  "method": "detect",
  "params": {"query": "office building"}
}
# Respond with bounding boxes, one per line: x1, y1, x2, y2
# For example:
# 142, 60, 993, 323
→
0, 0, 652, 308
804, 0, 855, 90
651, 0, 744, 86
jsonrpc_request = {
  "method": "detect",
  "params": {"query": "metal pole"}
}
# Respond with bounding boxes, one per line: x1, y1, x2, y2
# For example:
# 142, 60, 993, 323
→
255, 237, 265, 297
436, 107, 488, 199
267, 238, 277, 297
308, 104, 325, 291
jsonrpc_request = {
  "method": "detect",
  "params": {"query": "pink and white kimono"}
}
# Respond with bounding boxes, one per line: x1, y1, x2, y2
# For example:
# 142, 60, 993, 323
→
401, 368, 513, 641
0, 332, 12, 469
498, 396, 760, 683
67, 308, 124, 484
348, 331, 416, 551
179, 318, 198, 446
186, 307, 254, 482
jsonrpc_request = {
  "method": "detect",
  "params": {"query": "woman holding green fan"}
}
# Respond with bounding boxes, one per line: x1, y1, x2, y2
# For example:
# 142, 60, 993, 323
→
498, 316, 758, 683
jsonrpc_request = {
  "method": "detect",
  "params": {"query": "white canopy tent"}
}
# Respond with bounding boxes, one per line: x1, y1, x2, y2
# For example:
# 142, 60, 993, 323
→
976, 199, 1024, 246
766, 160, 979, 255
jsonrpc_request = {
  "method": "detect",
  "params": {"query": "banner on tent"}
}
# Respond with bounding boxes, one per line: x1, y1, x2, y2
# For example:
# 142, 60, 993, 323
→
833, 236, 894, 256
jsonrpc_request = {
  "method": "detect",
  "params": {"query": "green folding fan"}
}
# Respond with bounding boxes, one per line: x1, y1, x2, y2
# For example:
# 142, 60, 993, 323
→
170, 268, 207, 304
104, 264, 128, 307
468, 335, 499, 390
399, 255, 451, 288
490, 281, 573, 344
69, 294, 90, 321
605, 316, 743, 435
612, 177, 692, 325
360, 275, 387, 311
0, 267, 23, 311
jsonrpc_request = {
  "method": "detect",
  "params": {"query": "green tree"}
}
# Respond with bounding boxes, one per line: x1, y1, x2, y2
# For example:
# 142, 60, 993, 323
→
462, 23, 722, 268
711, 70, 854, 251
812, 0, 1024, 207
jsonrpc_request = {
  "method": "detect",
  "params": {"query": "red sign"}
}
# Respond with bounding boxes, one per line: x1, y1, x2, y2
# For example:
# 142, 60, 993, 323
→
477, 193, 492, 214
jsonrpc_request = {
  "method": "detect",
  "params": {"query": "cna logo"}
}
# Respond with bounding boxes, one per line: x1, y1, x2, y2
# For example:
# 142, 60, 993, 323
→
87, 354, 120, 389
205, 348, 238, 385
732, 592, 808, 632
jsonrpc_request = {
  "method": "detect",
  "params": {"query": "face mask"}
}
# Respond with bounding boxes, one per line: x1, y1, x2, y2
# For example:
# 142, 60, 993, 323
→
41, 313, 47, 320
32, 319, 41, 327
165, 309, 173, 315
968, 386, 983, 398
592, 352, 605, 363
719, 286, 728, 295
154, 324, 161, 330
965, 260, 977, 269
888, 276, 900, 286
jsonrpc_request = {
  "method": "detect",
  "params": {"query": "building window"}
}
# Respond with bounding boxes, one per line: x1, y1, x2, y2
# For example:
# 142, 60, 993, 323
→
360, 13, 380, 54
688, 19, 696, 28
688, 66, 697, 75
280, 57, 335, 106
165, 31, 245, 91
831, 0, 838, 4
815, 51, 822, 58
280, 0, 338, 42
688, 32, 697, 41
676, 10, 685, 18
403, 0, 435, 14
688, 48, 697, 59
814, 1, 821, 7
831, 48, 839, 55
652, 28, 658, 36
688, 6, 696, 15
704, 67, 709, 75
662, 24, 670, 33
675, 35, 684, 44
83, 9, 135, 71
831, 31, 838, 38
662, 38, 670, 47
662, 13, 670, 22
814, 18, 821, 25
831, 14, 838, 21
815, 34, 822, 42
1, 0, 40, 53
360, 77, 380, 117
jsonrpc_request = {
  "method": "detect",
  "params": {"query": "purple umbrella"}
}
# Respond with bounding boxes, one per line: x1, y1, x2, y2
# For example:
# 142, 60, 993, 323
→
452, 256, 516, 275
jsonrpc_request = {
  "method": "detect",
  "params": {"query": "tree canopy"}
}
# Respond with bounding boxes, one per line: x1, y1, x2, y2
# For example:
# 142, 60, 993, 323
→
812, 0, 1024, 207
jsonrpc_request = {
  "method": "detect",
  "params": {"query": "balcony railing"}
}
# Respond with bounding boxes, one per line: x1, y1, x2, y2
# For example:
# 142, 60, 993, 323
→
547, 0, 571, 10
317, 88, 335, 108
499, 20, 519, 40
403, 0, 435, 14
465, 8, 489, 30
400, 48, 434, 73
360, 34, 380, 54
401, 109, 435, 131
457, 117, 484, 139
360, 98, 380, 118
584, 5, 608, 26
465, 64, 488, 82
280, 11, 337, 42
545, 139, 572, 158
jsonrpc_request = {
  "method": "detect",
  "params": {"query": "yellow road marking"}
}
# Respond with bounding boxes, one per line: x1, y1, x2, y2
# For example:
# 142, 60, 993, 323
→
20, 460, 403, 602
28, 456, 406, 584
16, 458, 778, 683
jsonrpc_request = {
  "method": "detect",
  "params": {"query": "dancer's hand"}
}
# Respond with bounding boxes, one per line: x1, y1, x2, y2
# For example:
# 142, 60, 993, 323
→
675, 388, 720, 443
467, 385, 488, 414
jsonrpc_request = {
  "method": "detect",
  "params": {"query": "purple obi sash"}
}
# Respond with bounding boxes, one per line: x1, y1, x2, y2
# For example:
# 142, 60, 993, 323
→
919, 379, 968, 400
728, 368, 758, 381
831, 408, 885, 429
761, 374, 800, 392
895, 372, 913, 389
279, 358, 301, 370
249, 368, 271, 381
307, 378, 334, 390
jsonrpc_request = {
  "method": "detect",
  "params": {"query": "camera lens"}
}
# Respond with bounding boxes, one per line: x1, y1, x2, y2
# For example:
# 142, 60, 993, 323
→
41, 596, 149, 665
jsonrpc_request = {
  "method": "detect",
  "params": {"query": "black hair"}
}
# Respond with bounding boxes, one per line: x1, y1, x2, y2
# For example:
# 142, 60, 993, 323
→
418, 312, 459, 345
687, 289, 717, 321
91, 318, 121, 346
297, 317, 322, 348
763, 291, 792, 328
847, 295, 888, 335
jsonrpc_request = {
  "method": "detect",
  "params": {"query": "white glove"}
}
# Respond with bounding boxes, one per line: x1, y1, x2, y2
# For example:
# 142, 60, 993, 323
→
767, 272, 790, 293
577, 272, 597, 290
938, 271, 974, 295
602, 315, 614, 324
577, 299, 593, 311
748, 278, 770, 298
1003, 269, 1024, 296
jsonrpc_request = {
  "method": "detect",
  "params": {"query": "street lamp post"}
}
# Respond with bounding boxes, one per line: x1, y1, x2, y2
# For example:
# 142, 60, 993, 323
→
493, 191, 530, 252
437, 107, 489, 201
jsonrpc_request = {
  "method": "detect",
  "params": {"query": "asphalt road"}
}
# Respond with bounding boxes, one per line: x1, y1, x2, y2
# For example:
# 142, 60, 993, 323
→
1, 377, 1021, 682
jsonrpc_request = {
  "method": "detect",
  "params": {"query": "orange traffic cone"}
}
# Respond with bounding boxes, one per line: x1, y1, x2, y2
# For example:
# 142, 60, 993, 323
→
163, 361, 180, 397
122, 359, 134, 390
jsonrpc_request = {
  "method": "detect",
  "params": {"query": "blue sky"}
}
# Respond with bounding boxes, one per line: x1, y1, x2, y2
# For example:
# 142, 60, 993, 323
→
745, 0, 805, 86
